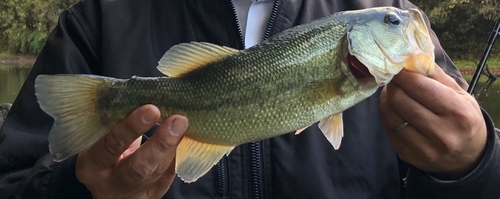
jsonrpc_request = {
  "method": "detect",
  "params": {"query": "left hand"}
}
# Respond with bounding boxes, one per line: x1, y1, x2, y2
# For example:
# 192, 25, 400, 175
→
380, 65, 487, 179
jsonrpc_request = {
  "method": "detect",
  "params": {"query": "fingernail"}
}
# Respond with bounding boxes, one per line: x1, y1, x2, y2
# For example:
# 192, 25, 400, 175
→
141, 108, 156, 124
168, 116, 187, 136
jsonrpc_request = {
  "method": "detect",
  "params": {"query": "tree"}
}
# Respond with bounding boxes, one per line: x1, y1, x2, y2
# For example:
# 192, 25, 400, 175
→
0, 0, 77, 54
412, 0, 500, 59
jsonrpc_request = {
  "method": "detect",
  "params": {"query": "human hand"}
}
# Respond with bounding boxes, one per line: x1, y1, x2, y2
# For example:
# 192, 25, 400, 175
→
380, 65, 487, 179
75, 104, 187, 199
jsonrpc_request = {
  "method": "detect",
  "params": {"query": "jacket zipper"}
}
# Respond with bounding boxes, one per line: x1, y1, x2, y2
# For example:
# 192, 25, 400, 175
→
215, 157, 230, 199
213, 1, 245, 199
263, 0, 281, 40
249, 142, 264, 199
216, 1, 281, 199
229, 0, 245, 49
249, 1, 281, 199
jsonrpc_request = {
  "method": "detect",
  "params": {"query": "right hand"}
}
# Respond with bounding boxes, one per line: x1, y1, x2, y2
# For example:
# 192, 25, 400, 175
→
75, 104, 188, 199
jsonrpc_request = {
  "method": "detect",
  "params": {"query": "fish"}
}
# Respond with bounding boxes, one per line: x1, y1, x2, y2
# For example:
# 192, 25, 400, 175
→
34, 7, 436, 183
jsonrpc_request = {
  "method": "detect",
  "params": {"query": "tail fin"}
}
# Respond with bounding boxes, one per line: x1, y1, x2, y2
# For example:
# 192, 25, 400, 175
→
35, 74, 113, 162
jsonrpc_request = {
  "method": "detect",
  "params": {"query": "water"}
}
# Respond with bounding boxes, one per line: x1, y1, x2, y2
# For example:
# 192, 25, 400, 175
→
0, 65, 499, 125
474, 79, 500, 126
0, 65, 31, 104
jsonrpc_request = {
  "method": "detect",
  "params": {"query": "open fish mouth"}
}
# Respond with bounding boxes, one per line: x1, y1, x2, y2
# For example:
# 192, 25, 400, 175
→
347, 54, 375, 81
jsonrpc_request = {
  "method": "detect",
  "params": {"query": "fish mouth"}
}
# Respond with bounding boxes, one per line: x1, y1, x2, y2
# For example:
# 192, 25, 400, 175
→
347, 54, 375, 82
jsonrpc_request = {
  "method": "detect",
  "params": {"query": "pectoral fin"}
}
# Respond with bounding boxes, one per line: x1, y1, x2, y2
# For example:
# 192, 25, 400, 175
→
318, 113, 344, 150
176, 136, 235, 183
295, 125, 311, 135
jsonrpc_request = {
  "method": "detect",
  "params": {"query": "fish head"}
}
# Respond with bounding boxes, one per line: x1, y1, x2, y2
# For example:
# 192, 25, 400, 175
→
346, 7, 435, 86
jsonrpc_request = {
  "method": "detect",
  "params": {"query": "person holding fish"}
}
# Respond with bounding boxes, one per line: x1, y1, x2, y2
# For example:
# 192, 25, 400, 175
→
0, 0, 499, 198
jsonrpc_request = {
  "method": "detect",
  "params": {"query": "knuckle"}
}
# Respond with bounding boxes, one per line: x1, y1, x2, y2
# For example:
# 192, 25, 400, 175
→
440, 141, 455, 154
103, 134, 127, 156
443, 138, 460, 153
164, 164, 176, 176
152, 162, 170, 176
453, 110, 473, 130
124, 119, 147, 136
406, 109, 421, 122
434, 135, 460, 154
155, 138, 174, 154
129, 160, 155, 181
421, 150, 439, 166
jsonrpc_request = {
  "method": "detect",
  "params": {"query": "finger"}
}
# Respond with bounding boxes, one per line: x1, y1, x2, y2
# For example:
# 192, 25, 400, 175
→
380, 86, 406, 132
390, 69, 460, 115
122, 137, 142, 158
151, 160, 177, 198
431, 65, 465, 91
124, 115, 187, 183
385, 125, 434, 168
385, 81, 439, 136
88, 105, 161, 168
383, 84, 467, 156
380, 88, 433, 163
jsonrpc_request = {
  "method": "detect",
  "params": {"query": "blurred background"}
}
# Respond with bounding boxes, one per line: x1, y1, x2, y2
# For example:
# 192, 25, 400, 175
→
0, 0, 499, 124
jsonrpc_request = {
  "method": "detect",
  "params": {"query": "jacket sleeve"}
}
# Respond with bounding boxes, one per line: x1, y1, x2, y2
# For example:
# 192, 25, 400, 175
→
0, 2, 100, 198
404, 110, 500, 199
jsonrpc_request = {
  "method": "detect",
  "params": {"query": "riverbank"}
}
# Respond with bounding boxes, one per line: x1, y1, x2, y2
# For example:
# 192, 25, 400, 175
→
461, 68, 500, 76
0, 54, 37, 66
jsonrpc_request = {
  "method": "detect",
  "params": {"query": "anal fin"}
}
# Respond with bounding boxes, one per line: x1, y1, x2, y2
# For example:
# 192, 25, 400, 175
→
318, 113, 344, 150
176, 136, 235, 183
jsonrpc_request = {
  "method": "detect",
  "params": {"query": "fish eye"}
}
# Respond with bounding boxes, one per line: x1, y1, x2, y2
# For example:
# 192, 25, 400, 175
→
384, 12, 401, 25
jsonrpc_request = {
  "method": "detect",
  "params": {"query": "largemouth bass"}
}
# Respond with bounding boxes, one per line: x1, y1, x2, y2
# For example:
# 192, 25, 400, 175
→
35, 7, 435, 183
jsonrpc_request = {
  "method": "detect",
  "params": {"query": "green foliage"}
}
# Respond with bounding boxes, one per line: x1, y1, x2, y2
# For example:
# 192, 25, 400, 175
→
454, 58, 500, 69
0, 0, 77, 54
0, 0, 499, 58
411, 0, 500, 59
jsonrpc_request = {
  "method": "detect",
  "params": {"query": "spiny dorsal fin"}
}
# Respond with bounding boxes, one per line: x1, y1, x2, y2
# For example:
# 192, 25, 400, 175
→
157, 42, 239, 77
318, 113, 344, 150
176, 136, 235, 183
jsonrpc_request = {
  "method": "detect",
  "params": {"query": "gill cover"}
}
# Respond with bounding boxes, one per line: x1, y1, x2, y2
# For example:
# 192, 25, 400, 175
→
347, 7, 435, 85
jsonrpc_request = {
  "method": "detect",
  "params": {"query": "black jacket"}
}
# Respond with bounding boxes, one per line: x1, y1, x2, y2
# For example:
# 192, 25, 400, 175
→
1, 0, 499, 198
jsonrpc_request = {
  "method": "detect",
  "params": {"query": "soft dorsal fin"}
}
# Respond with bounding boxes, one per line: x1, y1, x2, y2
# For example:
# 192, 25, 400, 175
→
318, 113, 344, 150
157, 42, 239, 77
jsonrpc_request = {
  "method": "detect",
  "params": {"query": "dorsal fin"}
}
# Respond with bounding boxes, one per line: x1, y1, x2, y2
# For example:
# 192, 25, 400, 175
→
157, 42, 239, 77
